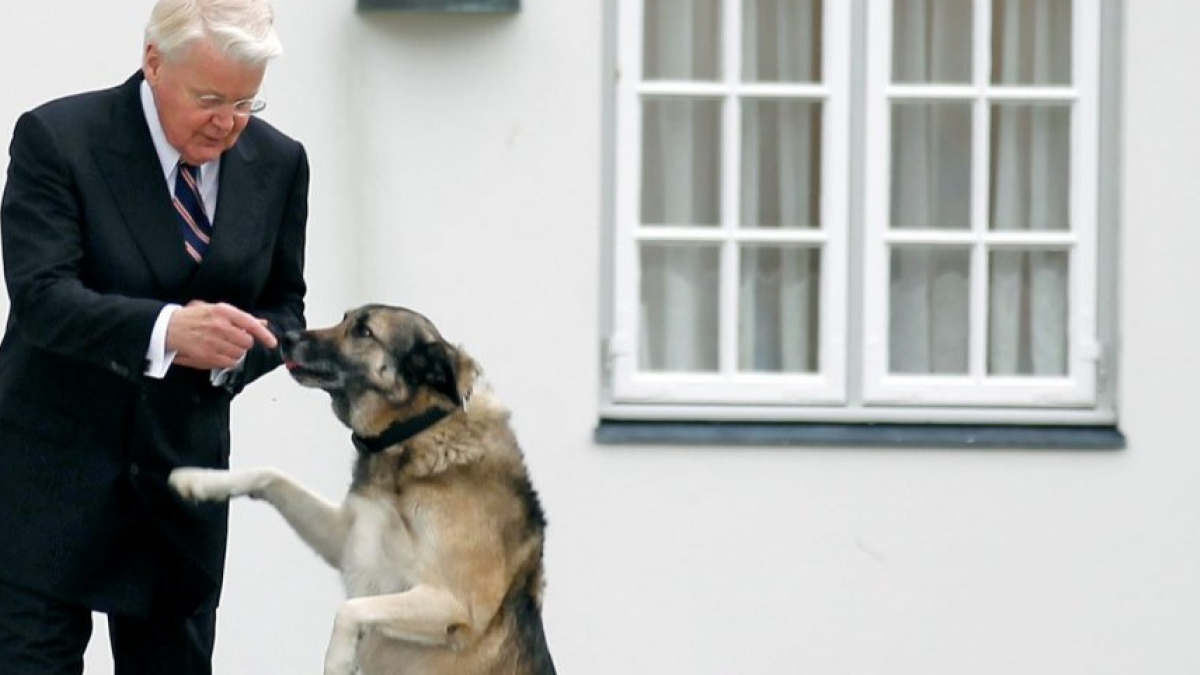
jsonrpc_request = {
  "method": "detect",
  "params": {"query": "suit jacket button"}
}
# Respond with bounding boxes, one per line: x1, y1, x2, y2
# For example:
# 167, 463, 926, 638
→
129, 463, 140, 477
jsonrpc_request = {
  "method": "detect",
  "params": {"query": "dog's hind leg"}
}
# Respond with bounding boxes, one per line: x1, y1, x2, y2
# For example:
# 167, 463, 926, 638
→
170, 467, 352, 568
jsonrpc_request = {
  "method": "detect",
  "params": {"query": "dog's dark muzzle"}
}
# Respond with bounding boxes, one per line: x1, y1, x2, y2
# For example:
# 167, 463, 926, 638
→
280, 331, 343, 389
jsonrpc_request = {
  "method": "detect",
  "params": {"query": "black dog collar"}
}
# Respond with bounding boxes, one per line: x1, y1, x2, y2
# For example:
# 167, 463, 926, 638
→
351, 407, 453, 455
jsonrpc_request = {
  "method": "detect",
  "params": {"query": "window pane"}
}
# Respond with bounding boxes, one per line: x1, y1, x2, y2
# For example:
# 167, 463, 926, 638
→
639, 244, 721, 372
642, 98, 722, 226
739, 246, 820, 373
890, 247, 970, 374
989, 104, 1070, 232
743, 0, 822, 83
989, 250, 1068, 376
991, 0, 1072, 86
741, 100, 821, 229
644, 0, 722, 80
891, 102, 972, 230
892, 0, 972, 84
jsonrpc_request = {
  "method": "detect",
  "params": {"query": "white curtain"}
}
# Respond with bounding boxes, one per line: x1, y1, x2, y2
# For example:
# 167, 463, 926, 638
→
987, 0, 1071, 376
889, 0, 973, 374
639, 0, 822, 374
639, 0, 722, 372
890, 0, 1071, 376
739, 0, 821, 373
637, 0, 1071, 377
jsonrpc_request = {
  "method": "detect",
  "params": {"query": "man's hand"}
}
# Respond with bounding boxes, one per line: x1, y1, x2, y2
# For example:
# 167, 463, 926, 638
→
166, 301, 277, 371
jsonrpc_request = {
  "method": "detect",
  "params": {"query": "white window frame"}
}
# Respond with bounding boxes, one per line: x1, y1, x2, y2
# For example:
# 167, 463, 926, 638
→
610, 0, 851, 406
603, 0, 1116, 427
862, 0, 1102, 409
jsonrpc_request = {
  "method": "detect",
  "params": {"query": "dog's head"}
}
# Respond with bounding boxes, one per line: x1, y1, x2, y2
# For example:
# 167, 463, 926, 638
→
281, 305, 474, 433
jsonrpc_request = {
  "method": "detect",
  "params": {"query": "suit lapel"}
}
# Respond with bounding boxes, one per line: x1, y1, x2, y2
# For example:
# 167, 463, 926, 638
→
188, 131, 270, 296
96, 73, 197, 295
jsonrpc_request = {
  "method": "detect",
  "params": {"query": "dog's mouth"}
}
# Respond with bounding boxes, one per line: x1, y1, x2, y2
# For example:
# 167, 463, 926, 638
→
283, 359, 342, 390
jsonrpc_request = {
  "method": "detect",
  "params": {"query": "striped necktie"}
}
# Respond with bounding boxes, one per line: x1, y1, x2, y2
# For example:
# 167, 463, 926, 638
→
174, 162, 212, 262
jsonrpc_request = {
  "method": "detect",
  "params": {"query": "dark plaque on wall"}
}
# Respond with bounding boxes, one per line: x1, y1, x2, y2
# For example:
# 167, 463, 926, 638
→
357, 0, 519, 11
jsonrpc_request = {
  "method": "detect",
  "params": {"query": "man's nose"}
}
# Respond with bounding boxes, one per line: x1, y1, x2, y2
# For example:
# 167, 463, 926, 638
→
210, 111, 236, 131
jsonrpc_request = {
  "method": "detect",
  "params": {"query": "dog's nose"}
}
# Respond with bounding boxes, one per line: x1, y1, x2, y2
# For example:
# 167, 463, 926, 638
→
281, 330, 302, 354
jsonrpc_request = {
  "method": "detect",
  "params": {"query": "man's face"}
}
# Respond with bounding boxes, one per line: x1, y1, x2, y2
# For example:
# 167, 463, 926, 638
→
142, 39, 265, 166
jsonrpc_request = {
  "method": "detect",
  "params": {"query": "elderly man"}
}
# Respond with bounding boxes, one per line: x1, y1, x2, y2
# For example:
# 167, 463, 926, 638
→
0, 0, 308, 672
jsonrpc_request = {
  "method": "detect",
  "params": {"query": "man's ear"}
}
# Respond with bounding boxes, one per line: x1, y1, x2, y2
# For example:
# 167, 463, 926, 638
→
400, 341, 462, 407
143, 44, 162, 84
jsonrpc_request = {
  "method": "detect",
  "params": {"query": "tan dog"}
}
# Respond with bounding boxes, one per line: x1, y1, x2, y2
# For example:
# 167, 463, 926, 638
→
170, 305, 555, 675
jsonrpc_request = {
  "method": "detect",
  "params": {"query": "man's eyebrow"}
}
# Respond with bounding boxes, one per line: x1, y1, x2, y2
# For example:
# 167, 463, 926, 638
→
190, 86, 260, 101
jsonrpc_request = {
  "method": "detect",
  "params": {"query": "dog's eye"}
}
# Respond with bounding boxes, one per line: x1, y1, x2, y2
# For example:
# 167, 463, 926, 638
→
353, 323, 374, 339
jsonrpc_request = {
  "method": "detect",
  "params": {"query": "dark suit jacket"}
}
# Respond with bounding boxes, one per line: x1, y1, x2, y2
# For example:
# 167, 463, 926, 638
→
0, 72, 308, 617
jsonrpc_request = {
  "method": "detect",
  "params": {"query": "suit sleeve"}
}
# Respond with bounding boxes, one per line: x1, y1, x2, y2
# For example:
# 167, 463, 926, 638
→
233, 142, 309, 392
1, 111, 162, 381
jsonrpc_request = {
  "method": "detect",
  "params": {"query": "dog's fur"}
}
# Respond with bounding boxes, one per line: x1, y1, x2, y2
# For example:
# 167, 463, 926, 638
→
170, 305, 555, 675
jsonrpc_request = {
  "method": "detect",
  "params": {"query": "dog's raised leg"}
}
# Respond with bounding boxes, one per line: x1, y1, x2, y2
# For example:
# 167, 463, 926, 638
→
169, 467, 351, 568
323, 585, 473, 675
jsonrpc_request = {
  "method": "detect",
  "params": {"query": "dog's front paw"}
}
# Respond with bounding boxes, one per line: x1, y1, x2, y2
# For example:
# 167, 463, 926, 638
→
324, 608, 362, 675
323, 641, 358, 675
169, 467, 240, 502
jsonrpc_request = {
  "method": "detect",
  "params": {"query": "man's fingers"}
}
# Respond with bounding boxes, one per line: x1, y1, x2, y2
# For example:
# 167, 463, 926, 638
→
168, 302, 277, 370
215, 304, 277, 348
243, 317, 277, 348
214, 323, 254, 352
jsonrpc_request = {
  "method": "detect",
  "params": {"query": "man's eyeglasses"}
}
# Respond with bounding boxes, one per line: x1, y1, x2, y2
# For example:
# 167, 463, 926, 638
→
192, 93, 267, 117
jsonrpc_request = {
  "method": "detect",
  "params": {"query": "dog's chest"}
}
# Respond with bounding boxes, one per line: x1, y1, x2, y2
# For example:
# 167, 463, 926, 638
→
340, 494, 422, 598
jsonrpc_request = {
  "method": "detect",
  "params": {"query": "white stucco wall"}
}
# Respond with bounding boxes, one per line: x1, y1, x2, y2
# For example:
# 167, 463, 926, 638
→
1, 1, 1199, 674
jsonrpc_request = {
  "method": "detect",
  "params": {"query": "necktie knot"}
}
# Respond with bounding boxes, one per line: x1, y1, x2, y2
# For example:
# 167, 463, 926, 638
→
174, 162, 211, 262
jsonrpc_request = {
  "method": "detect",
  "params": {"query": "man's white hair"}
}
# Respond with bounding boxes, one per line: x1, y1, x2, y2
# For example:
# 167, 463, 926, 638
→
145, 0, 282, 66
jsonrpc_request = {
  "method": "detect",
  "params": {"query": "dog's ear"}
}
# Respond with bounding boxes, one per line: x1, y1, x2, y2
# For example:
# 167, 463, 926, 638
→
400, 340, 463, 407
